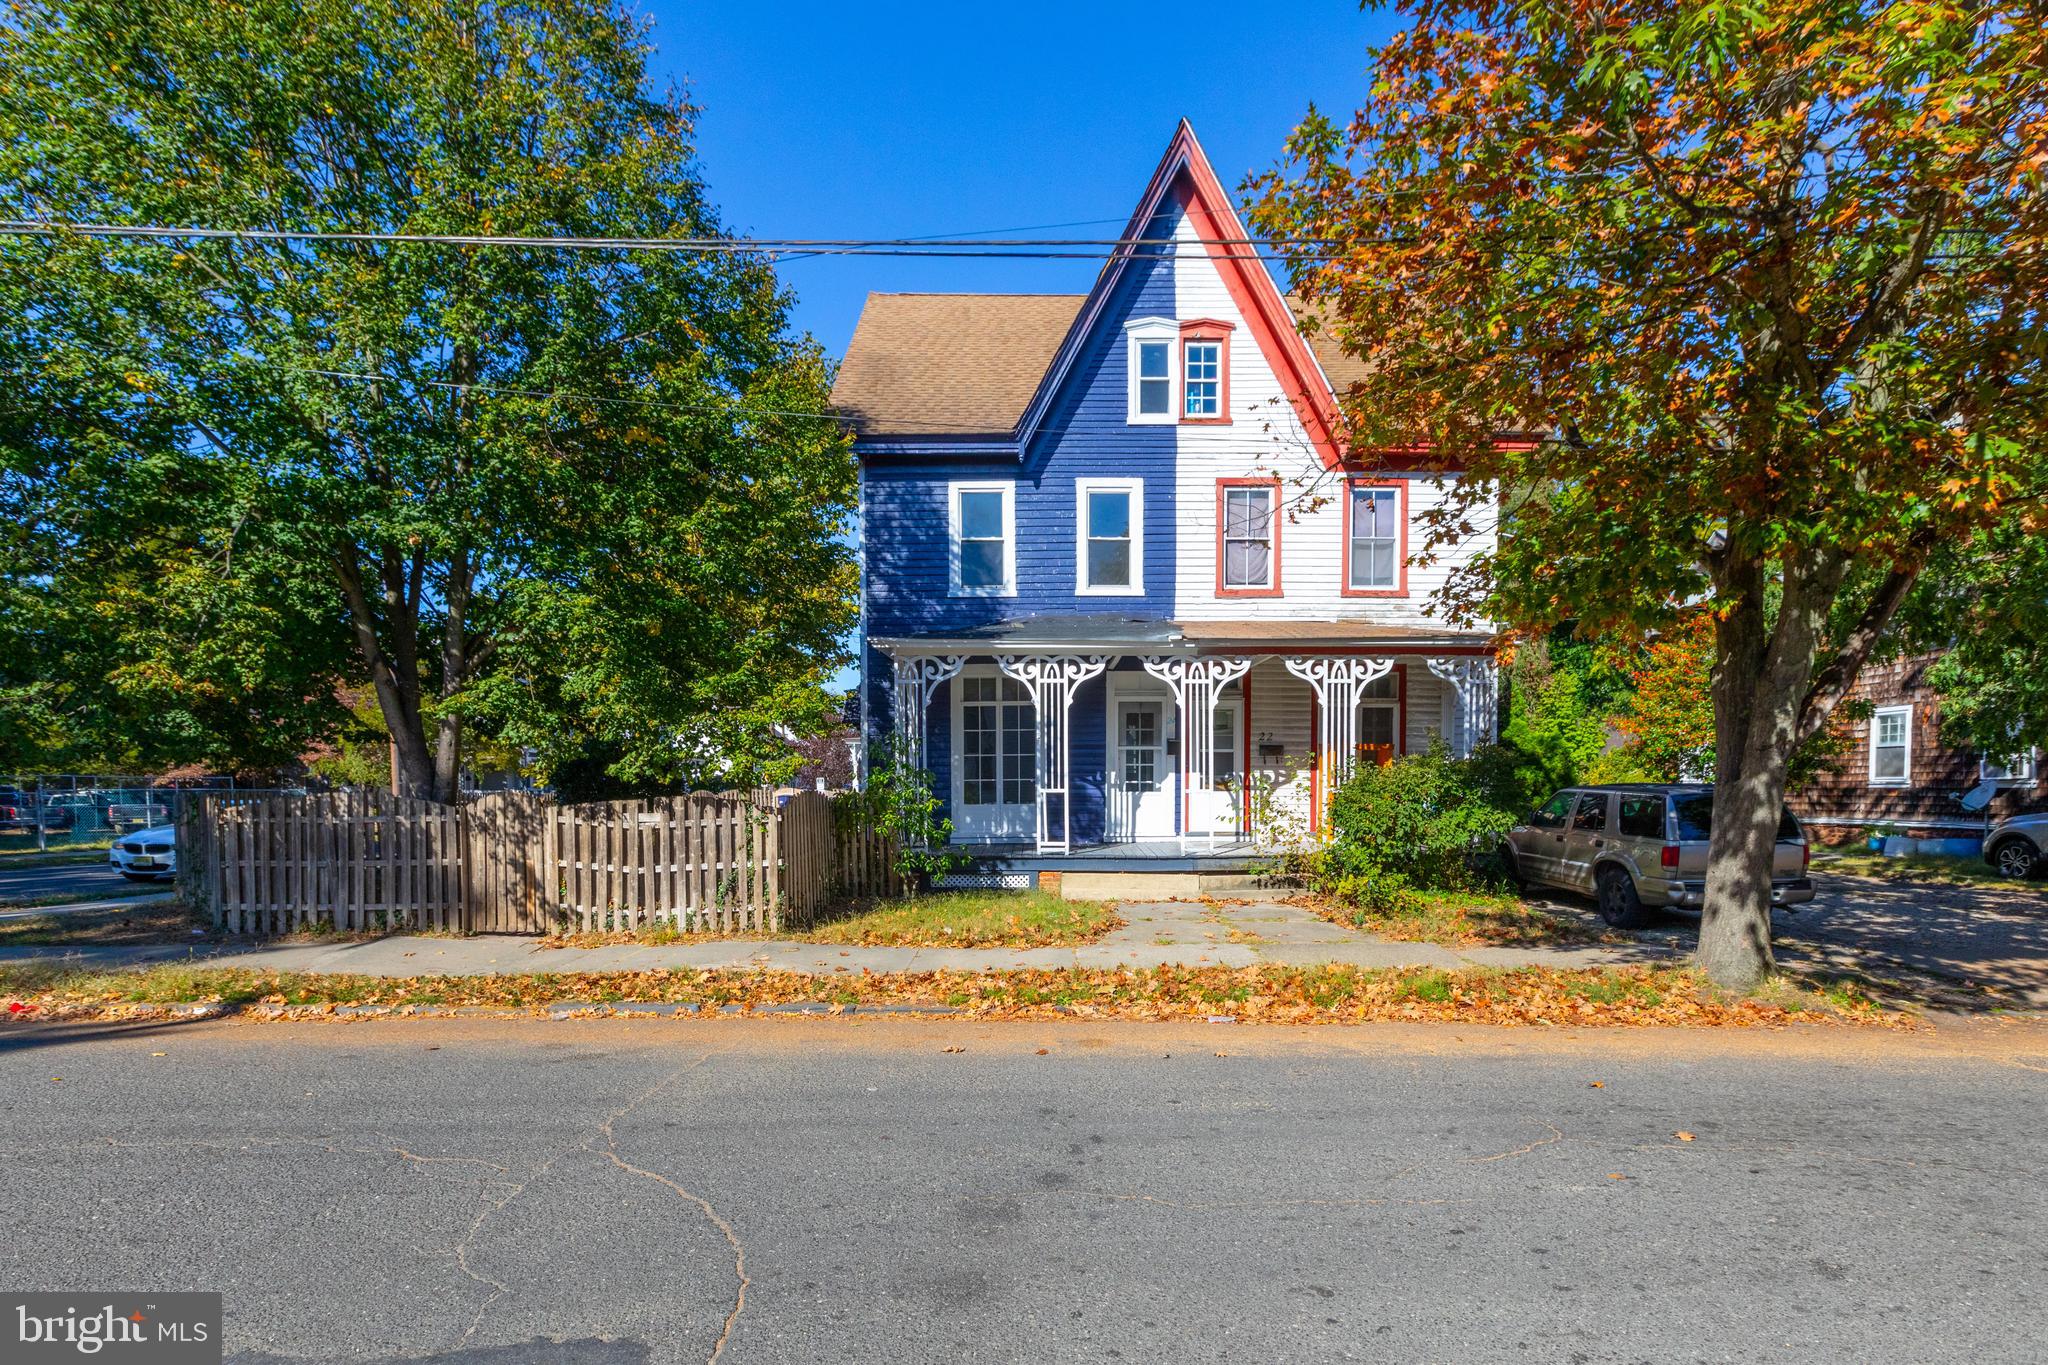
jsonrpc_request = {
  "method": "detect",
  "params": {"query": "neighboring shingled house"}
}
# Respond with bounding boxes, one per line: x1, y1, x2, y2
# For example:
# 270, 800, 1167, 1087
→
1793, 653, 2046, 849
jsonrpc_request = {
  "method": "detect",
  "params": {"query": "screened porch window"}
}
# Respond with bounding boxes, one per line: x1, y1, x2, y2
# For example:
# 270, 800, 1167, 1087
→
960, 676, 1035, 807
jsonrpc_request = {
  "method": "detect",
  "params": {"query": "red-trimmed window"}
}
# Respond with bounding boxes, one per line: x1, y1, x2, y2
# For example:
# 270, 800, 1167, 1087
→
1343, 479, 1407, 596
1179, 319, 1233, 424
1216, 478, 1281, 596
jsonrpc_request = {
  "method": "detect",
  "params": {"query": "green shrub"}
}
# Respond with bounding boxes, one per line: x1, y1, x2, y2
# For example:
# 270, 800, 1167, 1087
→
1309, 746, 1519, 913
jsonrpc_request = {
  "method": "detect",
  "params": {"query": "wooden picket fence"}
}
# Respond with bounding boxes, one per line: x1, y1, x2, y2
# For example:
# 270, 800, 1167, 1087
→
182, 788, 899, 936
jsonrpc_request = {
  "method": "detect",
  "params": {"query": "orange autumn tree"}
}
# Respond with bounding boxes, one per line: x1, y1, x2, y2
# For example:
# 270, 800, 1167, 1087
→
1251, 0, 2048, 988
1610, 616, 1719, 780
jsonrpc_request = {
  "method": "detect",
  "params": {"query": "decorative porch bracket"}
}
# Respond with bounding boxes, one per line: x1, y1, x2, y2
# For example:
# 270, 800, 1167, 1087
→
1425, 657, 1500, 757
1140, 655, 1253, 850
1284, 656, 1397, 819
889, 653, 966, 771
996, 654, 1110, 854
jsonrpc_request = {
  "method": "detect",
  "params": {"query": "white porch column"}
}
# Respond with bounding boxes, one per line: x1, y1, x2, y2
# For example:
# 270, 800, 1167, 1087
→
995, 654, 1110, 854
1426, 657, 1500, 756
889, 653, 965, 770
1284, 656, 1397, 818
1140, 655, 1253, 850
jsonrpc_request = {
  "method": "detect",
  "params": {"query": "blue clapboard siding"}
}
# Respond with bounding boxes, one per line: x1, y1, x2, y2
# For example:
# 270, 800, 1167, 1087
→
861, 202, 1187, 835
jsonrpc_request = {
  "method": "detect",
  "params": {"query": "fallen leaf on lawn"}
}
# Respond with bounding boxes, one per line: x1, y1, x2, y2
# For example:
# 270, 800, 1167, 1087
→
1675, 1131, 1696, 1142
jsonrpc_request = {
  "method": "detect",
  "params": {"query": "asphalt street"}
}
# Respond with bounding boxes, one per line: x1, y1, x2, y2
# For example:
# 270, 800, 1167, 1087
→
2, 1016, 2042, 1364
0, 857, 132, 903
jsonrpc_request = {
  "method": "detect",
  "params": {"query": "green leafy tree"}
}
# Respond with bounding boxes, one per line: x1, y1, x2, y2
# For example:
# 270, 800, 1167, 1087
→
1251, 0, 2048, 987
0, 0, 854, 796
1900, 511, 2048, 763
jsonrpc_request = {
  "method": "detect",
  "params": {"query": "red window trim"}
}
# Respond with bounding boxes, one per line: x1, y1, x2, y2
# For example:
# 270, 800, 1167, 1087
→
1215, 477, 1282, 598
1179, 318, 1233, 425
1340, 477, 1409, 598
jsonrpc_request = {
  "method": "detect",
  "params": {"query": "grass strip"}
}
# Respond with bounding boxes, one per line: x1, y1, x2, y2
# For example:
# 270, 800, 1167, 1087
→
0, 961, 1905, 1029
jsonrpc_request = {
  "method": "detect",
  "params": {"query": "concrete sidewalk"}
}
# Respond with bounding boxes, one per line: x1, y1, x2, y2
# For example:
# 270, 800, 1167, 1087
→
0, 897, 1672, 977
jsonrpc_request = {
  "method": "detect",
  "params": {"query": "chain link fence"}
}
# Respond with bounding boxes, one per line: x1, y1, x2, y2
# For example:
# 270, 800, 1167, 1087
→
0, 775, 304, 857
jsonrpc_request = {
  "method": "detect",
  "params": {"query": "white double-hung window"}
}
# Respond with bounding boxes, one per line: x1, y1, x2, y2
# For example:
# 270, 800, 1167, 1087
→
1076, 477, 1143, 594
1124, 317, 1177, 424
949, 481, 1015, 596
1346, 482, 1403, 593
1869, 705, 1912, 786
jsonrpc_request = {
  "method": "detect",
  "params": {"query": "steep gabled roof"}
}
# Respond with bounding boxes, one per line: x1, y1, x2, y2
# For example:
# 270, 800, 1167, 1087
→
833, 122, 1354, 462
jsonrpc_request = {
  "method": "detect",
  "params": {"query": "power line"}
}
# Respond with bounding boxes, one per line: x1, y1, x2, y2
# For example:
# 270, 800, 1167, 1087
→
0, 219, 1370, 261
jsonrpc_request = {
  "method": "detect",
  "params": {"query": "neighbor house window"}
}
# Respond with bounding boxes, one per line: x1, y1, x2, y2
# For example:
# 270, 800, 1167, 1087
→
1179, 319, 1233, 423
1869, 705, 1912, 786
1076, 477, 1143, 594
1124, 318, 1177, 424
949, 481, 1015, 596
1982, 750, 2038, 785
1217, 480, 1280, 594
1345, 481, 1405, 594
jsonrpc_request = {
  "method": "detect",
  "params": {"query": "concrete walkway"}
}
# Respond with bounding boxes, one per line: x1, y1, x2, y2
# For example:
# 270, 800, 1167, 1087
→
0, 897, 1666, 977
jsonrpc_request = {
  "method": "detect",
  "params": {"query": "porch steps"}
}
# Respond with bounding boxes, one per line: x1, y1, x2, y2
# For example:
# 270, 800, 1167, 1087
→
1054, 871, 1303, 902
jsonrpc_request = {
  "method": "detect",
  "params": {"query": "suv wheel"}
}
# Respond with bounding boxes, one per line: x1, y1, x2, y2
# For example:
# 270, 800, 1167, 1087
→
1596, 866, 1652, 928
1990, 837, 2042, 880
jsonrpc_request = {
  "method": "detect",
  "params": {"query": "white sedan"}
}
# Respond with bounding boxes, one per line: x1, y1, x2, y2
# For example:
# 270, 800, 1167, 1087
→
109, 823, 178, 881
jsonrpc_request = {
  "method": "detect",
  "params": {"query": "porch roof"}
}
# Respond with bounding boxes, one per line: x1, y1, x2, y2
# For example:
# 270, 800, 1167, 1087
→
872, 614, 1493, 654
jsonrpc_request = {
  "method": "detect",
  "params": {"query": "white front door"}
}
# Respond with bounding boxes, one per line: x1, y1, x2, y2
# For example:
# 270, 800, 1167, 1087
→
951, 673, 1036, 843
1110, 698, 1176, 841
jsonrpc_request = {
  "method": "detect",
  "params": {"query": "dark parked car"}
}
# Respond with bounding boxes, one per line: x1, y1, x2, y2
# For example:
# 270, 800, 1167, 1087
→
0, 786, 75, 832
1503, 784, 1814, 927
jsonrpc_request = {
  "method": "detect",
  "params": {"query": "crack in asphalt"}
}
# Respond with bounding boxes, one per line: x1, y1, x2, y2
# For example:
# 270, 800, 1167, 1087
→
596, 1056, 749, 1365
441, 1054, 743, 1365
1464, 1122, 1565, 1164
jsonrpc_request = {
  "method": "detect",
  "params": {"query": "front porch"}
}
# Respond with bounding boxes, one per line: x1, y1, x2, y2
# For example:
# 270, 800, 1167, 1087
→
874, 617, 1500, 858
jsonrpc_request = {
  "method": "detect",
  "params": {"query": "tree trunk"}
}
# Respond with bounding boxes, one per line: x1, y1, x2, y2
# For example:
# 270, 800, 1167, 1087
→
1697, 556, 1839, 989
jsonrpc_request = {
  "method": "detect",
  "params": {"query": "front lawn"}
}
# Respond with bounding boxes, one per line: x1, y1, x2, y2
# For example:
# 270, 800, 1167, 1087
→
541, 889, 1123, 949
1306, 888, 1610, 948
802, 889, 1121, 947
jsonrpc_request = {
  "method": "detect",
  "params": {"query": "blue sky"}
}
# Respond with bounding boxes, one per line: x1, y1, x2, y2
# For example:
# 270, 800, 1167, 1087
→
641, 0, 1402, 357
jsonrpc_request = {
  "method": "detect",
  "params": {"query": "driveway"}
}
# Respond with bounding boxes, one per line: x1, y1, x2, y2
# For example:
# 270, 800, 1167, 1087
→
1527, 873, 2048, 1006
